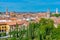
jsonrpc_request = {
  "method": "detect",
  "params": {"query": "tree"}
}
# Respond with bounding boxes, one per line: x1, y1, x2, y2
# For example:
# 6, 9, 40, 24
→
8, 18, 59, 40
52, 24, 60, 40
38, 18, 54, 40
51, 14, 60, 17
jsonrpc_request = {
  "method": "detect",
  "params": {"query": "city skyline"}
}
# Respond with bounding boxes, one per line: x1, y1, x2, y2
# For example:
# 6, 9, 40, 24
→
0, 0, 60, 12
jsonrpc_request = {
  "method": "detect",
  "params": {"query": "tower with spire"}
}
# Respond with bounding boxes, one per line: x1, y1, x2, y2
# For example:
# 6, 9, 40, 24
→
56, 8, 58, 14
6, 8, 8, 15
46, 8, 50, 18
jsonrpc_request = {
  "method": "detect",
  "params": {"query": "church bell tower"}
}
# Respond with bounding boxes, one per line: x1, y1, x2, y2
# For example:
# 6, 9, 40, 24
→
47, 8, 50, 18
56, 8, 58, 14
6, 8, 8, 15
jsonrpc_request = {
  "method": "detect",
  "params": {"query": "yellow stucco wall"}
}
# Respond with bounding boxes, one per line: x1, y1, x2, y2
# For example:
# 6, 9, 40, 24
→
0, 25, 10, 32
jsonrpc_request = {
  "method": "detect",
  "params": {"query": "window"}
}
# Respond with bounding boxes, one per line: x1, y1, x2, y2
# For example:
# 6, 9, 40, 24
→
0, 30, 1, 32
2, 30, 4, 32
2, 26, 4, 28
5, 26, 6, 28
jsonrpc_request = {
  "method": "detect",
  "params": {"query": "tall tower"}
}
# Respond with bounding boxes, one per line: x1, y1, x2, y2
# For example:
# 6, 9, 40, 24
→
56, 8, 58, 14
47, 8, 50, 13
47, 8, 50, 18
6, 8, 8, 15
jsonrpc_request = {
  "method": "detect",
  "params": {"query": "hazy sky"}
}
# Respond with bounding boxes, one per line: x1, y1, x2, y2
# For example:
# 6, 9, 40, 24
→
0, 0, 60, 12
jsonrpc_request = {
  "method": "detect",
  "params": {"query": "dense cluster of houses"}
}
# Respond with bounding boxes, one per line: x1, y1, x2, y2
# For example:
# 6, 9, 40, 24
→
0, 8, 60, 35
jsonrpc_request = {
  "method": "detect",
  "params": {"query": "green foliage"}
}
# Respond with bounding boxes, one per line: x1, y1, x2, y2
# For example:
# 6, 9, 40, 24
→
2, 18, 60, 40
0, 33, 6, 37
51, 14, 60, 17
52, 24, 60, 40
38, 18, 54, 40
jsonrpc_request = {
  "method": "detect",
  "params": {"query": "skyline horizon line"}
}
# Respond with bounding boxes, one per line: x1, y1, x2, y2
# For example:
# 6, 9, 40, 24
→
0, 8, 60, 12
0, 11, 60, 13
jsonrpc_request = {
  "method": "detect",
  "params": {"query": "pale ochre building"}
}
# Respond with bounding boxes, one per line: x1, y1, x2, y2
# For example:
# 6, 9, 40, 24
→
0, 22, 10, 34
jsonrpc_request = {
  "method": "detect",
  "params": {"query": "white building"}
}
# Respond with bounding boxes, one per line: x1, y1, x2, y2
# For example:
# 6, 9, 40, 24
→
56, 8, 58, 14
